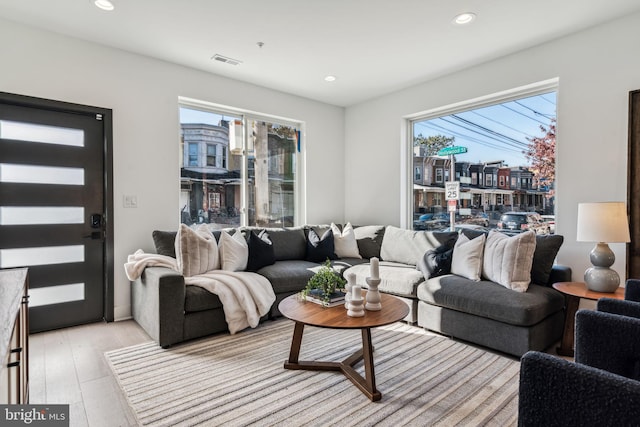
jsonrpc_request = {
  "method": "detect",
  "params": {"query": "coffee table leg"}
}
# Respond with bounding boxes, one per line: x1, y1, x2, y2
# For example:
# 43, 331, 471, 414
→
362, 328, 380, 401
288, 322, 304, 364
557, 295, 580, 357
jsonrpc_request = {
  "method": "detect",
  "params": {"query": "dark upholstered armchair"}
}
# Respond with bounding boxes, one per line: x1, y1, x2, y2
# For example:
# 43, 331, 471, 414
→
518, 279, 640, 426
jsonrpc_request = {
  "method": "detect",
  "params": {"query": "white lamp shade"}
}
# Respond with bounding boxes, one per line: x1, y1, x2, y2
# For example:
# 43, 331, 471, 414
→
576, 202, 630, 243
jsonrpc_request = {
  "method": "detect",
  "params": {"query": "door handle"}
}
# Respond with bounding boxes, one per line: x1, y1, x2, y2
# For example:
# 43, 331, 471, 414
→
83, 231, 104, 240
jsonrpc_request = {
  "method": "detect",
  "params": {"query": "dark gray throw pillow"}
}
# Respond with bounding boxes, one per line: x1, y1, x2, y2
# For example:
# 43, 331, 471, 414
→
417, 237, 457, 280
305, 228, 337, 262
152, 230, 177, 258
245, 230, 276, 272
531, 234, 564, 286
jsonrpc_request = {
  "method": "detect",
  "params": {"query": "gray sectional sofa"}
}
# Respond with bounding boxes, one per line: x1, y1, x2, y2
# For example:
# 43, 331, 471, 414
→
131, 224, 570, 357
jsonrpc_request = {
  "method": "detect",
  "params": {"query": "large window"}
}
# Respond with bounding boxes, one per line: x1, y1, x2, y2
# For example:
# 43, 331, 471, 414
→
411, 85, 557, 232
179, 103, 300, 229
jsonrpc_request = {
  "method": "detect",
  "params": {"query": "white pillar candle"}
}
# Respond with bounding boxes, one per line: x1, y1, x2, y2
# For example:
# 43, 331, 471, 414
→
370, 257, 380, 279
347, 273, 356, 287
351, 285, 362, 300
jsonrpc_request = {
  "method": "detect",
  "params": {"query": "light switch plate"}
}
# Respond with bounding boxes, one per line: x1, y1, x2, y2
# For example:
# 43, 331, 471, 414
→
123, 195, 138, 208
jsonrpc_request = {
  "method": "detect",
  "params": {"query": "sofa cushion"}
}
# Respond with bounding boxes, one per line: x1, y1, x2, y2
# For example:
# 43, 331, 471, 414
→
331, 222, 362, 259
345, 261, 425, 298
482, 230, 536, 292
417, 274, 565, 326
451, 233, 485, 281
329, 258, 370, 275
152, 230, 177, 258
257, 260, 319, 294
184, 284, 224, 313
267, 228, 307, 261
531, 234, 564, 286
380, 226, 457, 266
219, 230, 248, 271
305, 228, 337, 262
245, 230, 276, 272
175, 224, 219, 276
353, 225, 386, 259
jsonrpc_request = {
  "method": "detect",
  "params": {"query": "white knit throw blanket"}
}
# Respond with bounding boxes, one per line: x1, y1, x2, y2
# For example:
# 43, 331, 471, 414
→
125, 250, 275, 334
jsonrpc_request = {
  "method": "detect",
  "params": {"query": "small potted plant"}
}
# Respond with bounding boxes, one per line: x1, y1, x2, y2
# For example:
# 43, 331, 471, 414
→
301, 259, 346, 305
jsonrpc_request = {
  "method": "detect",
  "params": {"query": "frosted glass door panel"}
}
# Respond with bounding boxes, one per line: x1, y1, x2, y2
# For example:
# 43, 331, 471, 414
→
30, 283, 85, 307
0, 120, 84, 147
0, 245, 84, 268
0, 163, 84, 185
0, 207, 84, 225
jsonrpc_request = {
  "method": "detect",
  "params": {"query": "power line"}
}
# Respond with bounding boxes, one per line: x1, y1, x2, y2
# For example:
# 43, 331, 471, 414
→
418, 121, 523, 154
500, 104, 549, 126
468, 110, 536, 139
513, 100, 555, 119
539, 94, 556, 106
450, 114, 529, 148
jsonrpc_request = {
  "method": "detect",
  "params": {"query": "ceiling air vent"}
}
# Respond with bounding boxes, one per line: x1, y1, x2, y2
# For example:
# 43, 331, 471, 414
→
211, 54, 242, 66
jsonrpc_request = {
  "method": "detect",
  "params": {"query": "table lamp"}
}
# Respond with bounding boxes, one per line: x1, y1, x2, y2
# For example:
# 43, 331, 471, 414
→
576, 202, 630, 292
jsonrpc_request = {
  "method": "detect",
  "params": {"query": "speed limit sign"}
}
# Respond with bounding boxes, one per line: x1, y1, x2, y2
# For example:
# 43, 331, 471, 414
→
445, 181, 460, 201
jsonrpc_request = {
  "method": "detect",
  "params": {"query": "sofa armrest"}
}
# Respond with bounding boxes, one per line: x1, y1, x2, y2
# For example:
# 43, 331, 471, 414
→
547, 264, 571, 285
625, 279, 640, 302
519, 351, 640, 427
575, 309, 640, 379
597, 298, 640, 320
131, 266, 186, 348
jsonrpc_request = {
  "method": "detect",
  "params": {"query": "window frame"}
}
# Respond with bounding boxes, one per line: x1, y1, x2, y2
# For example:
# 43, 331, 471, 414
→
402, 78, 559, 229
178, 97, 305, 226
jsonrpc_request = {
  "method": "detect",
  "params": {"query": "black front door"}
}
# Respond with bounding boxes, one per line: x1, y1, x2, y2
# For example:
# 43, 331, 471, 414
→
0, 92, 113, 332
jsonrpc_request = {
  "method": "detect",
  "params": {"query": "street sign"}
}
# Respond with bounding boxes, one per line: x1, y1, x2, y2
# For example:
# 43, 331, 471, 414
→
445, 181, 460, 201
437, 146, 468, 156
447, 200, 457, 212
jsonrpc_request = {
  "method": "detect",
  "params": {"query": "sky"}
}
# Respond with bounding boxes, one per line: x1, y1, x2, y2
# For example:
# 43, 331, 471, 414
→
413, 91, 556, 167
179, 107, 239, 125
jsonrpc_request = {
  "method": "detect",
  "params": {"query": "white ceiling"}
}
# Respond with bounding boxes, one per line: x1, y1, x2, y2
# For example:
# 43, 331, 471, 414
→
1, 0, 640, 107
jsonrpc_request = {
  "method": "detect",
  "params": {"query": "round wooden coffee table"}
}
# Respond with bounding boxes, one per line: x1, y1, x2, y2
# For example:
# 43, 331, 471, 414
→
552, 282, 625, 357
278, 292, 409, 401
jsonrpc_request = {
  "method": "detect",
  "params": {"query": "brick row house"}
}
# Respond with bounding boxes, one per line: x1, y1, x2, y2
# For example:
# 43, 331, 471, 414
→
413, 146, 552, 216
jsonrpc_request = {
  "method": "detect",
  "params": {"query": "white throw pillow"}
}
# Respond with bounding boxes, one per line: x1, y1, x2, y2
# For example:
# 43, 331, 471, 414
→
175, 224, 219, 276
450, 233, 486, 281
219, 230, 249, 271
483, 230, 536, 292
330, 222, 362, 259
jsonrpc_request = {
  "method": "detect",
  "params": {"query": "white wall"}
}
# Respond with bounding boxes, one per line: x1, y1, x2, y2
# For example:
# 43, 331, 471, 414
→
345, 12, 640, 282
0, 18, 345, 320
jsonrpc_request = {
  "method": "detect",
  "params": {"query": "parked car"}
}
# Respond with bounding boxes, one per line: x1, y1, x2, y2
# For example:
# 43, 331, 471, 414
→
497, 212, 550, 235
461, 212, 490, 227
442, 224, 491, 234
413, 213, 434, 230
416, 212, 451, 230
541, 215, 556, 234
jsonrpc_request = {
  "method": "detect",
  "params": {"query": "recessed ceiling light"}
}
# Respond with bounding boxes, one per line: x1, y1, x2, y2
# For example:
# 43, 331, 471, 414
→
94, 0, 115, 11
453, 12, 476, 25
324, 75, 337, 82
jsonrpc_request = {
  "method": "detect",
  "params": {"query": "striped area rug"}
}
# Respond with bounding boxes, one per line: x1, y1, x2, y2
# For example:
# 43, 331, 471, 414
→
106, 320, 519, 426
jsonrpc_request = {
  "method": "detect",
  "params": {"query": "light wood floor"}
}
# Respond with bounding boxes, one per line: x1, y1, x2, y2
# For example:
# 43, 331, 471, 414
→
29, 319, 151, 427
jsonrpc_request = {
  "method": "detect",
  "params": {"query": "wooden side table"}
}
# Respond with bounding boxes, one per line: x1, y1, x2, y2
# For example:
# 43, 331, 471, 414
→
552, 281, 625, 357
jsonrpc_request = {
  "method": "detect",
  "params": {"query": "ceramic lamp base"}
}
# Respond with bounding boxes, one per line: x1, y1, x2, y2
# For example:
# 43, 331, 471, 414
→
584, 267, 620, 293
584, 242, 620, 293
